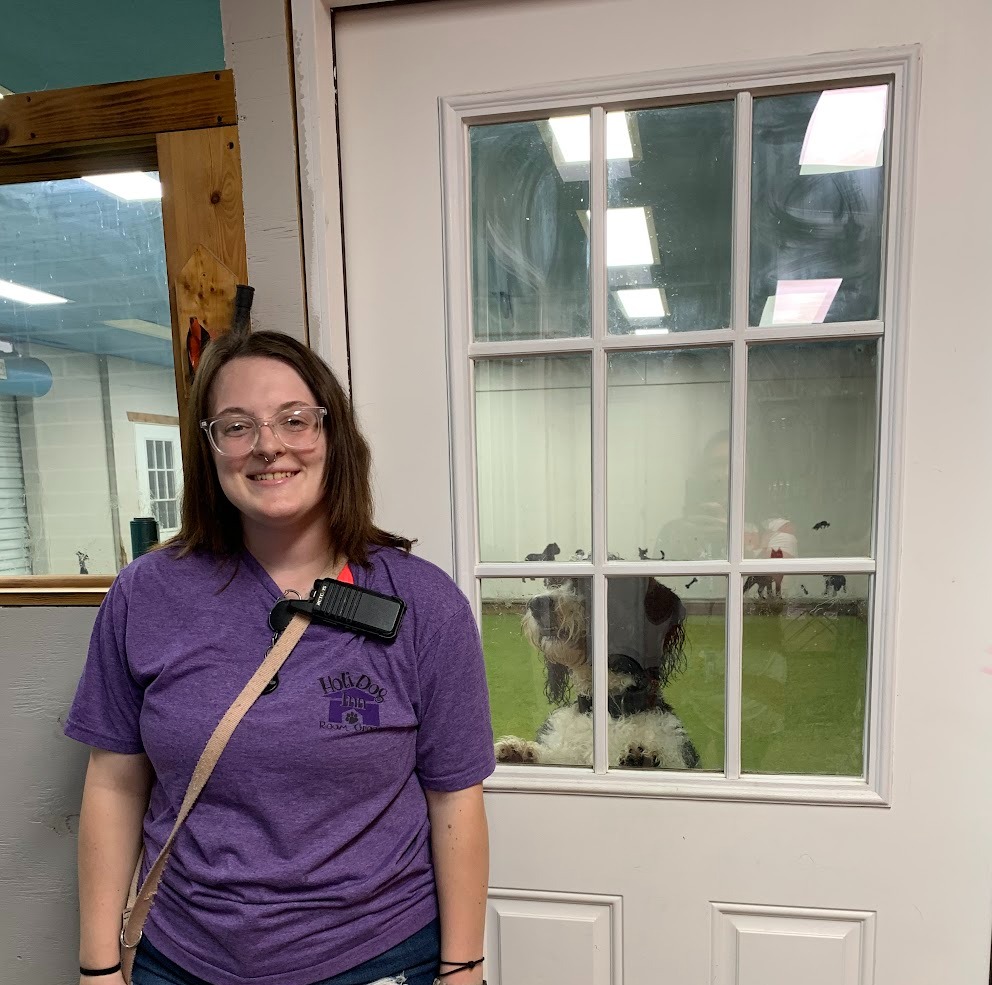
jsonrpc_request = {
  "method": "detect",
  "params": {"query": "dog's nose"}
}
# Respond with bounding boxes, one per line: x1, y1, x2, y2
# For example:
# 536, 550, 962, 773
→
528, 595, 552, 627
528, 595, 550, 619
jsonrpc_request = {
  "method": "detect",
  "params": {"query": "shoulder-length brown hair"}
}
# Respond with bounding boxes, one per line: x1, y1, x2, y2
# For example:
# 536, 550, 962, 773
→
172, 330, 412, 566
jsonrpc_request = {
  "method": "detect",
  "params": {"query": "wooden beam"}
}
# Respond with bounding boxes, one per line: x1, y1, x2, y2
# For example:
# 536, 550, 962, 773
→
0, 71, 237, 151
157, 125, 248, 418
0, 575, 114, 606
0, 134, 157, 186
126, 411, 182, 426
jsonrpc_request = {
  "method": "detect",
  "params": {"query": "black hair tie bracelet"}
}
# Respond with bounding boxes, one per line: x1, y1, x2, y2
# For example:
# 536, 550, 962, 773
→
80, 962, 122, 977
436, 956, 485, 982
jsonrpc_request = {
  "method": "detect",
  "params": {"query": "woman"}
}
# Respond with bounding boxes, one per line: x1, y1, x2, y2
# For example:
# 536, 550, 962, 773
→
66, 330, 494, 985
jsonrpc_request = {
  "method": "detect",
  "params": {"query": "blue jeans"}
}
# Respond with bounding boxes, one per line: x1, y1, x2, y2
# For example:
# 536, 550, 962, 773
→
131, 918, 440, 985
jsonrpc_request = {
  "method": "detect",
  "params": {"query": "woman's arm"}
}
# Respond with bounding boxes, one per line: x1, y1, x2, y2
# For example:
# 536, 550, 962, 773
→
425, 784, 489, 985
77, 748, 152, 980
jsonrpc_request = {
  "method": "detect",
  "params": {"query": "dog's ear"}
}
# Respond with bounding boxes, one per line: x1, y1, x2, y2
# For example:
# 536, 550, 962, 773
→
644, 580, 682, 624
544, 660, 571, 706
644, 581, 688, 686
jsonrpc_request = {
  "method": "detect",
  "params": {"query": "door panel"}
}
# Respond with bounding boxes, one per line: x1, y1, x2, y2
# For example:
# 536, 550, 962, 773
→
334, 2, 992, 982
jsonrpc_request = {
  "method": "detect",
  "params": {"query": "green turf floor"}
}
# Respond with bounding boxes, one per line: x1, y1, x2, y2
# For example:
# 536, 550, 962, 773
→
481, 609, 868, 775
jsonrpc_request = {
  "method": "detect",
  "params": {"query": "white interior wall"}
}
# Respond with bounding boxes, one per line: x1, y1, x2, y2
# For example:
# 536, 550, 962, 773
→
14, 342, 179, 575
220, 0, 308, 342
477, 345, 875, 602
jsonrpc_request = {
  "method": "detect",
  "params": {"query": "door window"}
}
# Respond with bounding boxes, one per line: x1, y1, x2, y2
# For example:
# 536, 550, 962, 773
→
461, 81, 892, 783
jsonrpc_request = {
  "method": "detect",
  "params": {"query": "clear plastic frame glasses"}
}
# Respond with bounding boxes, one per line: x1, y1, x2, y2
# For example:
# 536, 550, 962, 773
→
200, 406, 328, 456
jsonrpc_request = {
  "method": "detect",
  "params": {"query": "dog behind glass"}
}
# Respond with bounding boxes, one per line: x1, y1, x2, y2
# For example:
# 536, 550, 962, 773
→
495, 577, 699, 770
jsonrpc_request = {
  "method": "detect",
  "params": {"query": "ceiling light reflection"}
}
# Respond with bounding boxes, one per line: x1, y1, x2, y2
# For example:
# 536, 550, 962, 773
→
82, 172, 163, 201
800, 86, 887, 174
0, 278, 70, 305
760, 278, 842, 325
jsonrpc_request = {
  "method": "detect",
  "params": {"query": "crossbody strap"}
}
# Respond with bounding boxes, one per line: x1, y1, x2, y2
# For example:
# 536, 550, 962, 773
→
120, 604, 314, 979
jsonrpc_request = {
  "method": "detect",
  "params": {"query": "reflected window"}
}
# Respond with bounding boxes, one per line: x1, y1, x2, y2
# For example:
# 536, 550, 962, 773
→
750, 86, 888, 326
0, 173, 178, 575
608, 102, 734, 334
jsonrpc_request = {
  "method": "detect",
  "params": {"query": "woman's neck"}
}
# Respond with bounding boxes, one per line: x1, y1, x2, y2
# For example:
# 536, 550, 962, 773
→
243, 521, 343, 597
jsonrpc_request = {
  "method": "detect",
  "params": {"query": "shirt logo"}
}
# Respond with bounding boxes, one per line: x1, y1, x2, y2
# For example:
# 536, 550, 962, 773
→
317, 672, 386, 732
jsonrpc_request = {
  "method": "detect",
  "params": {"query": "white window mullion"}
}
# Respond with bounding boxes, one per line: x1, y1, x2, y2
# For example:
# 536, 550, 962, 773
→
725, 90, 753, 780
589, 105, 609, 774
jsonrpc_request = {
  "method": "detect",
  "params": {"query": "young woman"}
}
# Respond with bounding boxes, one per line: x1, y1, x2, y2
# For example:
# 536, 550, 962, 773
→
66, 330, 494, 985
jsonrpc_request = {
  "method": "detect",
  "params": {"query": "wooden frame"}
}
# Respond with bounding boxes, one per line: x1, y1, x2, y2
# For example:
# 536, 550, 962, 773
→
0, 71, 247, 606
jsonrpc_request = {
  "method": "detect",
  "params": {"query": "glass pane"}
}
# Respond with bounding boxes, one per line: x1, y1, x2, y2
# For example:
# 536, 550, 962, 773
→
741, 572, 870, 775
470, 117, 590, 341
167, 502, 177, 530
608, 576, 725, 771
476, 355, 590, 563
745, 340, 878, 558
608, 347, 732, 561
0, 172, 180, 574
483, 576, 593, 768
750, 85, 888, 326
608, 101, 734, 334
164, 441, 174, 469
166, 470, 176, 500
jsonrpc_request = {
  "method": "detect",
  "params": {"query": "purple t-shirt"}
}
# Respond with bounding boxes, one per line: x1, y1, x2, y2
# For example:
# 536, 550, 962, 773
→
65, 545, 495, 985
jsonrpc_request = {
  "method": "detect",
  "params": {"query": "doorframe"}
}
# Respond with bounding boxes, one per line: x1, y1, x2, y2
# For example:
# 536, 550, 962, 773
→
291, 8, 920, 805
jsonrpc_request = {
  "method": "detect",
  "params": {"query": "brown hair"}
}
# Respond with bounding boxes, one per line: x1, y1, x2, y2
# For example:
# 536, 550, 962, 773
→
172, 330, 413, 566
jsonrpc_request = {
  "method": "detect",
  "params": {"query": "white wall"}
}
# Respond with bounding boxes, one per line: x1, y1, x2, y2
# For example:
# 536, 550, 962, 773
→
476, 344, 875, 603
14, 342, 178, 575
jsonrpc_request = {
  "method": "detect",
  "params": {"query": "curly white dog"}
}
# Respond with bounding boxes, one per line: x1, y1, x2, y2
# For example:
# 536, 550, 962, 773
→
494, 577, 699, 770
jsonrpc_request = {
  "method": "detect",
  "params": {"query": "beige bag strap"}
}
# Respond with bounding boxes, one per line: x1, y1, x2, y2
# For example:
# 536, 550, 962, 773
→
120, 608, 312, 982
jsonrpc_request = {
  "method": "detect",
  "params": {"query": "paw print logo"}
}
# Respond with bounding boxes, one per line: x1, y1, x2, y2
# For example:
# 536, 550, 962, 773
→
344, 711, 360, 725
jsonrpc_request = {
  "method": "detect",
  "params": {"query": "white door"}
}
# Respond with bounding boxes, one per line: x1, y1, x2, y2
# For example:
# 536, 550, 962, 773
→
133, 423, 182, 539
323, 2, 992, 982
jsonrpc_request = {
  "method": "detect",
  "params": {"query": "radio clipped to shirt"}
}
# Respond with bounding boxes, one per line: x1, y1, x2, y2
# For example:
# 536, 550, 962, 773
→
269, 577, 406, 642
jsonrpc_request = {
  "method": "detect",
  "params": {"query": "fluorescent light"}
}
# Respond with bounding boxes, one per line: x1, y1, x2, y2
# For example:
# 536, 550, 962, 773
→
82, 172, 162, 201
0, 278, 70, 305
760, 278, 842, 325
549, 112, 634, 163
617, 287, 669, 319
102, 319, 172, 340
800, 86, 887, 174
607, 207, 655, 266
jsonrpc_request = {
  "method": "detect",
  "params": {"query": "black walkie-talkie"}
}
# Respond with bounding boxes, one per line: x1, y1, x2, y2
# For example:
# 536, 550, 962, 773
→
268, 578, 406, 642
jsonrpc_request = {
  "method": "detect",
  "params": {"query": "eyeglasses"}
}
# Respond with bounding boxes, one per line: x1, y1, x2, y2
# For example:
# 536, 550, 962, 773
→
200, 406, 328, 456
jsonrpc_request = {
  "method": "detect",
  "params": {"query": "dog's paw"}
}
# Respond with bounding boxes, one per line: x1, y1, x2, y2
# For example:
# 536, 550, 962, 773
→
617, 744, 661, 769
494, 736, 541, 764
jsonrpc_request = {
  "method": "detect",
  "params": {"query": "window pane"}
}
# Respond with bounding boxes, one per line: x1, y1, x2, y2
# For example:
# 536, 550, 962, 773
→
164, 441, 174, 469
475, 355, 590, 563
608, 576, 725, 771
750, 85, 888, 326
484, 576, 593, 768
608, 347, 732, 561
0, 173, 180, 575
166, 469, 176, 500
470, 118, 590, 341
745, 340, 878, 559
741, 572, 870, 775
608, 101, 734, 334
